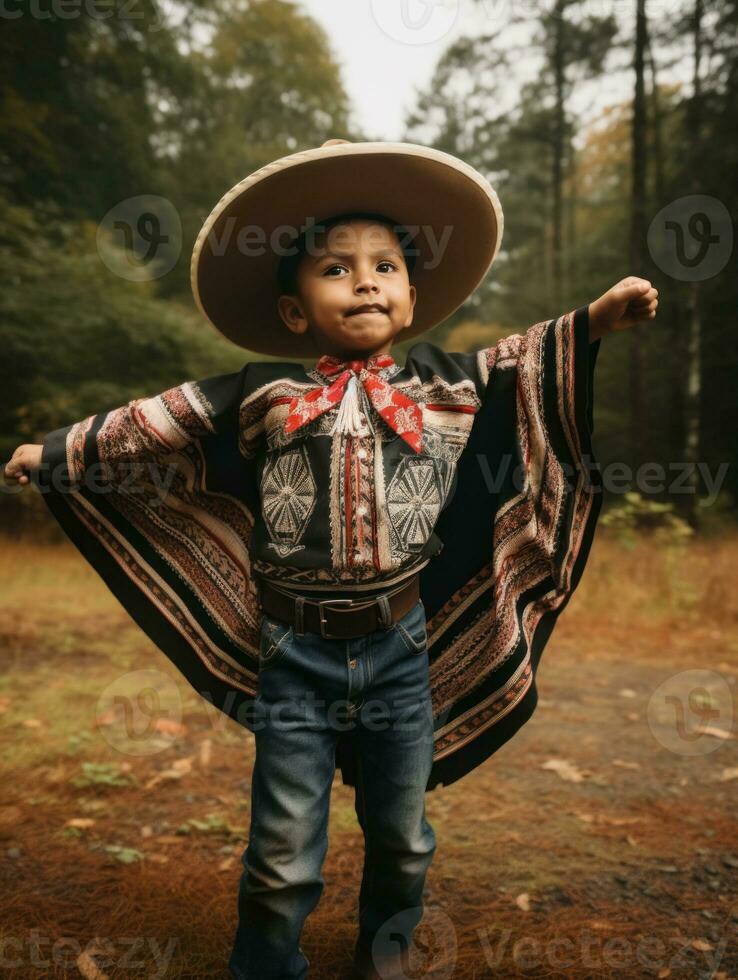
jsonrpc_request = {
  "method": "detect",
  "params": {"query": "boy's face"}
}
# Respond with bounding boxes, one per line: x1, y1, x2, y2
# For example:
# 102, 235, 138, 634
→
277, 219, 416, 360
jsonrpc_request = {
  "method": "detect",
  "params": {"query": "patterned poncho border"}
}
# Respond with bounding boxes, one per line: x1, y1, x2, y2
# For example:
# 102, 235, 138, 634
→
36, 305, 602, 791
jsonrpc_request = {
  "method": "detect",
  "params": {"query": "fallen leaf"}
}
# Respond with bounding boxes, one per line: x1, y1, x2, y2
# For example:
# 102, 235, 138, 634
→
22, 718, 43, 728
573, 811, 643, 827
200, 739, 213, 768
93, 710, 117, 727
613, 759, 641, 769
219, 856, 236, 871
691, 938, 714, 951
657, 969, 671, 978
140, 825, 153, 838
147, 854, 170, 864
515, 893, 530, 911
624, 712, 639, 721
541, 759, 590, 783
144, 758, 193, 789
153, 718, 188, 737
76, 951, 109, 980
65, 818, 95, 830
695, 725, 734, 740
0, 697, 12, 713
619, 689, 638, 698
719, 767, 738, 782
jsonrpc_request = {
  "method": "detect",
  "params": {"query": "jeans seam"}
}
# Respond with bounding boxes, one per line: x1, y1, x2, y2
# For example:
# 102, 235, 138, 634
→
395, 620, 427, 655
356, 749, 375, 925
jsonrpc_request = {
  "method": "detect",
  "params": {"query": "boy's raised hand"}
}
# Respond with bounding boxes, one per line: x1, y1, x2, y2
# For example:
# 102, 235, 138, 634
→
588, 276, 659, 342
3, 444, 43, 486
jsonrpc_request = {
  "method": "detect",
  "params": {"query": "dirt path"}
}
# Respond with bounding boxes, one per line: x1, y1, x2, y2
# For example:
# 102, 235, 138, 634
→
0, 535, 736, 978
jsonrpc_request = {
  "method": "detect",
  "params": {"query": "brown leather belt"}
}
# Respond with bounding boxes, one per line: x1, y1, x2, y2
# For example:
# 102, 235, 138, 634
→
257, 574, 420, 640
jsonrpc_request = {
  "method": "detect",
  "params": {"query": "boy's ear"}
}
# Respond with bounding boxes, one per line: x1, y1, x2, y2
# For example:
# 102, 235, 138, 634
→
402, 285, 417, 330
278, 294, 310, 336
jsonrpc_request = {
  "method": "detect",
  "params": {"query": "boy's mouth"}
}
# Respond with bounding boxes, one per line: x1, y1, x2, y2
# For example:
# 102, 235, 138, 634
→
346, 303, 388, 316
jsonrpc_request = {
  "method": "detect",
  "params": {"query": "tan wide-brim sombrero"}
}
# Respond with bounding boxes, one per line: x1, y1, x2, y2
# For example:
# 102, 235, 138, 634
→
190, 140, 504, 358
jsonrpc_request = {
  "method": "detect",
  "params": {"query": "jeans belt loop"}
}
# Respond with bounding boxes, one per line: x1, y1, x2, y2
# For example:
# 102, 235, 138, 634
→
375, 594, 392, 630
294, 596, 305, 636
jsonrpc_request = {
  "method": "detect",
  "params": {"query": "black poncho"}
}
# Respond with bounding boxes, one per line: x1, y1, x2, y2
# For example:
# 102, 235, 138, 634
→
36, 305, 602, 791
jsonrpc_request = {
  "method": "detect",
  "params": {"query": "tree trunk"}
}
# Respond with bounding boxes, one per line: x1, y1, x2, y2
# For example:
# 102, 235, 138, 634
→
683, 0, 704, 528
647, 17, 684, 466
629, 0, 649, 467
551, 0, 566, 312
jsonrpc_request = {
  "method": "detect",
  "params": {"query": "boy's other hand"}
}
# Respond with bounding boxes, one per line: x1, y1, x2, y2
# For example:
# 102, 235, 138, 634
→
3, 444, 43, 486
588, 276, 659, 342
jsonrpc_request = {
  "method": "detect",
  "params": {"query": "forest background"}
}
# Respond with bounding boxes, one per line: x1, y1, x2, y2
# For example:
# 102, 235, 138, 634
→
1, 0, 736, 533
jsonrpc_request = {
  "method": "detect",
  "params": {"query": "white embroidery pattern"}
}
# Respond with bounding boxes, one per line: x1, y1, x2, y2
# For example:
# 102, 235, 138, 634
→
386, 456, 443, 554
261, 444, 316, 557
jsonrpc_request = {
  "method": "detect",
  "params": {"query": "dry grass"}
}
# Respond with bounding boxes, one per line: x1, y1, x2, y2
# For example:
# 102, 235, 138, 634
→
1, 530, 737, 978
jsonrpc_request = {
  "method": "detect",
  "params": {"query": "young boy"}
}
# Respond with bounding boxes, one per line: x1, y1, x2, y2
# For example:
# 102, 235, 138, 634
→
5, 139, 658, 979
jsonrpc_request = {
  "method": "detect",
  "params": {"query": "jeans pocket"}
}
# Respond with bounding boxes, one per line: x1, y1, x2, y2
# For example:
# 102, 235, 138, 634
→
258, 614, 293, 669
394, 600, 428, 655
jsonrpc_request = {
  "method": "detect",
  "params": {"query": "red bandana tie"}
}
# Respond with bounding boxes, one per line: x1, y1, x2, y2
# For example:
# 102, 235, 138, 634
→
285, 353, 423, 453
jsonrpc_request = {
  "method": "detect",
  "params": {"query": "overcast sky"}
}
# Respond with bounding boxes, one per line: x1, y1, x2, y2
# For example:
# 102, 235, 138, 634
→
295, 0, 687, 146
298, 0, 470, 140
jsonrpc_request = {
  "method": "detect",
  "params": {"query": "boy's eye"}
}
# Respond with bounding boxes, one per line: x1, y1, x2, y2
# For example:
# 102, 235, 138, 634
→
323, 261, 397, 276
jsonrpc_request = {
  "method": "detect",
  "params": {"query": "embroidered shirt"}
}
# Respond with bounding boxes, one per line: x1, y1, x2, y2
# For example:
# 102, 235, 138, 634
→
241, 343, 488, 594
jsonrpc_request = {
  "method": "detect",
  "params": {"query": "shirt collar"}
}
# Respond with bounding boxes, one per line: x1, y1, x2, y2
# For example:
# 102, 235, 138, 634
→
313, 351, 397, 378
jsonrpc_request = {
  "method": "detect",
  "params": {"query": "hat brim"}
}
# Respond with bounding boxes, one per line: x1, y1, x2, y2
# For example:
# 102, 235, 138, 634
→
190, 141, 504, 358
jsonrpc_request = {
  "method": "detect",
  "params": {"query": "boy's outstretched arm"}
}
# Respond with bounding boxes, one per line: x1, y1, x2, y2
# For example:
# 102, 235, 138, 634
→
588, 276, 659, 342
3, 365, 249, 490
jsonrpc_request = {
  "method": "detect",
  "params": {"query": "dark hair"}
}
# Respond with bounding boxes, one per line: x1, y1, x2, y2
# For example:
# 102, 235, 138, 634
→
276, 210, 418, 297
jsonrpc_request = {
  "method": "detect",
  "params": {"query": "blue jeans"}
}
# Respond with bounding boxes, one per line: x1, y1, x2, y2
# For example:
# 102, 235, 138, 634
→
228, 598, 437, 980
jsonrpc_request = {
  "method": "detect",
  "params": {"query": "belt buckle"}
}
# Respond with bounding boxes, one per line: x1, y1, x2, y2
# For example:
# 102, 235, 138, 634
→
317, 598, 355, 639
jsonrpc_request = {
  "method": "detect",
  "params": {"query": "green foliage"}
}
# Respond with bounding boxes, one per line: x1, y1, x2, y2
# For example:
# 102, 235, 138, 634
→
101, 845, 146, 864
66, 732, 95, 756
176, 813, 246, 837
600, 492, 695, 550
2, 0, 737, 533
0, 192, 248, 455
69, 762, 138, 789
